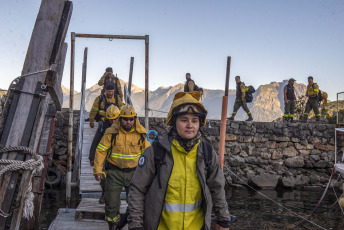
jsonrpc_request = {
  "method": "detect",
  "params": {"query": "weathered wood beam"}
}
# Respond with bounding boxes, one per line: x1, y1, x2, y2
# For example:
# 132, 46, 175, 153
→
46, 70, 63, 111
0, 0, 70, 229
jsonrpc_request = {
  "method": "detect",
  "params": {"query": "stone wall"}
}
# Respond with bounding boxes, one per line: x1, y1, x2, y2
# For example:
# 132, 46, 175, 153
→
141, 117, 343, 189
51, 109, 80, 168
52, 113, 342, 189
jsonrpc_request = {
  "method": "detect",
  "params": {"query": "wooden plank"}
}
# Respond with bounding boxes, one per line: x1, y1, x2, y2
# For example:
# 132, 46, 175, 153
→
49, 1, 73, 64
48, 208, 128, 230
46, 71, 63, 111
75, 199, 127, 221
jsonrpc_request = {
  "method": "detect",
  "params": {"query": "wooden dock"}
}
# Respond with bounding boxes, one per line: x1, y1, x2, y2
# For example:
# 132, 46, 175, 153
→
48, 200, 128, 230
49, 120, 128, 229
79, 120, 102, 197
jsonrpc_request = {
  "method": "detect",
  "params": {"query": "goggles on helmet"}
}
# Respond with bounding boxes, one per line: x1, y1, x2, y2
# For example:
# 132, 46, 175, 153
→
173, 103, 206, 117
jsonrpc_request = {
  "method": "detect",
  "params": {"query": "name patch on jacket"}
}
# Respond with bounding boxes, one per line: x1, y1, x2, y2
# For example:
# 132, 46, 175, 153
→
138, 155, 146, 167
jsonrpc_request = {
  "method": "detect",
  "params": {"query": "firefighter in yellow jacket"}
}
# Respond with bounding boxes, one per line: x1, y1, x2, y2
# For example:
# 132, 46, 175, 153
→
98, 67, 124, 100
128, 92, 231, 230
93, 105, 150, 230
303, 76, 321, 121
89, 83, 124, 128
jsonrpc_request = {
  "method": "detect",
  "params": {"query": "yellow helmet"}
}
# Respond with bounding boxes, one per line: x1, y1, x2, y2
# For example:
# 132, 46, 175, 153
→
166, 92, 207, 127
120, 105, 137, 118
106, 104, 120, 120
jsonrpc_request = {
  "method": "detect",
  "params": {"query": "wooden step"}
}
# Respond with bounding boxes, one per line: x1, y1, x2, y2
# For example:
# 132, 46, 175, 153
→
75, 198, 128, 221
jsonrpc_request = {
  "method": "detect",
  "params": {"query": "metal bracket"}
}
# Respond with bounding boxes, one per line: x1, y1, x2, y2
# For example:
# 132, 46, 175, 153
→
9, 88, 46, 98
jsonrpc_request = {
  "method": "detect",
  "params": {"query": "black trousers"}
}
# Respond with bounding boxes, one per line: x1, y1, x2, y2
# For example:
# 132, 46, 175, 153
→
89, 121, 112, 161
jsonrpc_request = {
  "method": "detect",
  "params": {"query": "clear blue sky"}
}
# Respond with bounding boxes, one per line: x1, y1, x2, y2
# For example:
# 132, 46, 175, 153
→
0, 0, 343, 100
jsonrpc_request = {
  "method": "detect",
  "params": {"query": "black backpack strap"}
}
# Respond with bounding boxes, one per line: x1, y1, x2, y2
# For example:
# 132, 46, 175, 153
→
107, 133, 118, 157
138, 133, 145, 145
99, 94, 104, 109
152, 141, 167, 189
201, 140, 213, 179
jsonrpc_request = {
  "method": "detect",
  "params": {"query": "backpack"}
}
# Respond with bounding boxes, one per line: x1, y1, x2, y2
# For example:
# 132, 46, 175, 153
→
152, 140, 213, 189
94, 94, 118, 122
245, 85, 255, 103
318, 90, 323, 102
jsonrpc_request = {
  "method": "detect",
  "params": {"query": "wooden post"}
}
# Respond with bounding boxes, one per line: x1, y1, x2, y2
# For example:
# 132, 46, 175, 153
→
0, 1, 71, 229
144, 35, 149, 131
218, 56, 231, 169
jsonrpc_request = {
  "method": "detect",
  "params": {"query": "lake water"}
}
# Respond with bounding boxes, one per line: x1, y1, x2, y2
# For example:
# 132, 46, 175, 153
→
39, 186, 344, 230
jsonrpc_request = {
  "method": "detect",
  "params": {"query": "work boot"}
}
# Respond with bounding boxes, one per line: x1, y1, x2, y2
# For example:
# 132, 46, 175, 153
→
227, 115, 235, 121
289, 117, 294, 123
246, 114, 253, 121
316, 116, 321, 122
99, 191, 105, 204
108, 222, 116, 230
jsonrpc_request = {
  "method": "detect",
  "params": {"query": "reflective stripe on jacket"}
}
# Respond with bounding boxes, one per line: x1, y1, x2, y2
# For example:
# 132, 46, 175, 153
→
306, 83, 319, 98
128, 133, 231, 230
93, 120, 150, 174
158, 139, 204, 229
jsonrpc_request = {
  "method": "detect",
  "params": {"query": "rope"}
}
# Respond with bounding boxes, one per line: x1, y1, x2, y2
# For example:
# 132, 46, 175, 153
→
296, 167, 334, 228
0, 146, 44, 219
223, 165, 328, 230
331, 184, 344, 214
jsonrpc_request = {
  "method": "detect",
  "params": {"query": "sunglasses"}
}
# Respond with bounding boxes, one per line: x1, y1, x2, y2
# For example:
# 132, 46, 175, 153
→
121, 117, 135, 121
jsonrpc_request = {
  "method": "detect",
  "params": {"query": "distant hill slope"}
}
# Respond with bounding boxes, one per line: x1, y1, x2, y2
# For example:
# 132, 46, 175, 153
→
325, 100, 344, 116
62, 80, 308, 122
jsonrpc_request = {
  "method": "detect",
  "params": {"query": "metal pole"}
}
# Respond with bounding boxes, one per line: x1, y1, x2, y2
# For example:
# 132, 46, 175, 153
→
218, 56, 231, 169
128, 57, 134, 99
67, 32, 75, 206
335, 129, 337, 164
144, 35, 149, 131
337, 93, 339, 125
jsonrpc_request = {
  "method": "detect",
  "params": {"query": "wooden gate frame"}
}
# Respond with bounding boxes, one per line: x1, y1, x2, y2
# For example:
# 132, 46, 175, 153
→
67, 33, 149, 205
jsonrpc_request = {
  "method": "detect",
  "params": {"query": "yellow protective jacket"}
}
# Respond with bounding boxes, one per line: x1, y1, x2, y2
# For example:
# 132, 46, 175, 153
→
158, 139, 204, 229
128, 133, 231, 230
98, 73, 124, 100
236, 82, 246, 101
89, 94, 123, 123
93, 121, 150, 175
306, 83, 319, 98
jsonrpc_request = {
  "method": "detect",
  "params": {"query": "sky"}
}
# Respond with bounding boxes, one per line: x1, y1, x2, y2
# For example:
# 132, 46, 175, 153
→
0, 0, 343, 100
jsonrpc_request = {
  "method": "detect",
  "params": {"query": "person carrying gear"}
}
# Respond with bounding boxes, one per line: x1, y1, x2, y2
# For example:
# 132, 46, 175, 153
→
98, 67, 124, 100
184, 73, 203, 95
303, 76, 321, 122
89, 83, 124, 128
89, 105, 120, 204
93, 105, 150, 230
283, 78, 298, 122
228, 76, 253, 121
128, 91, 232, 230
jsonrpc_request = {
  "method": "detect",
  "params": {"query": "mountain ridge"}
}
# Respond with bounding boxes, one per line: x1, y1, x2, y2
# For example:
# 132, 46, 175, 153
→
62, 80, 308, 122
